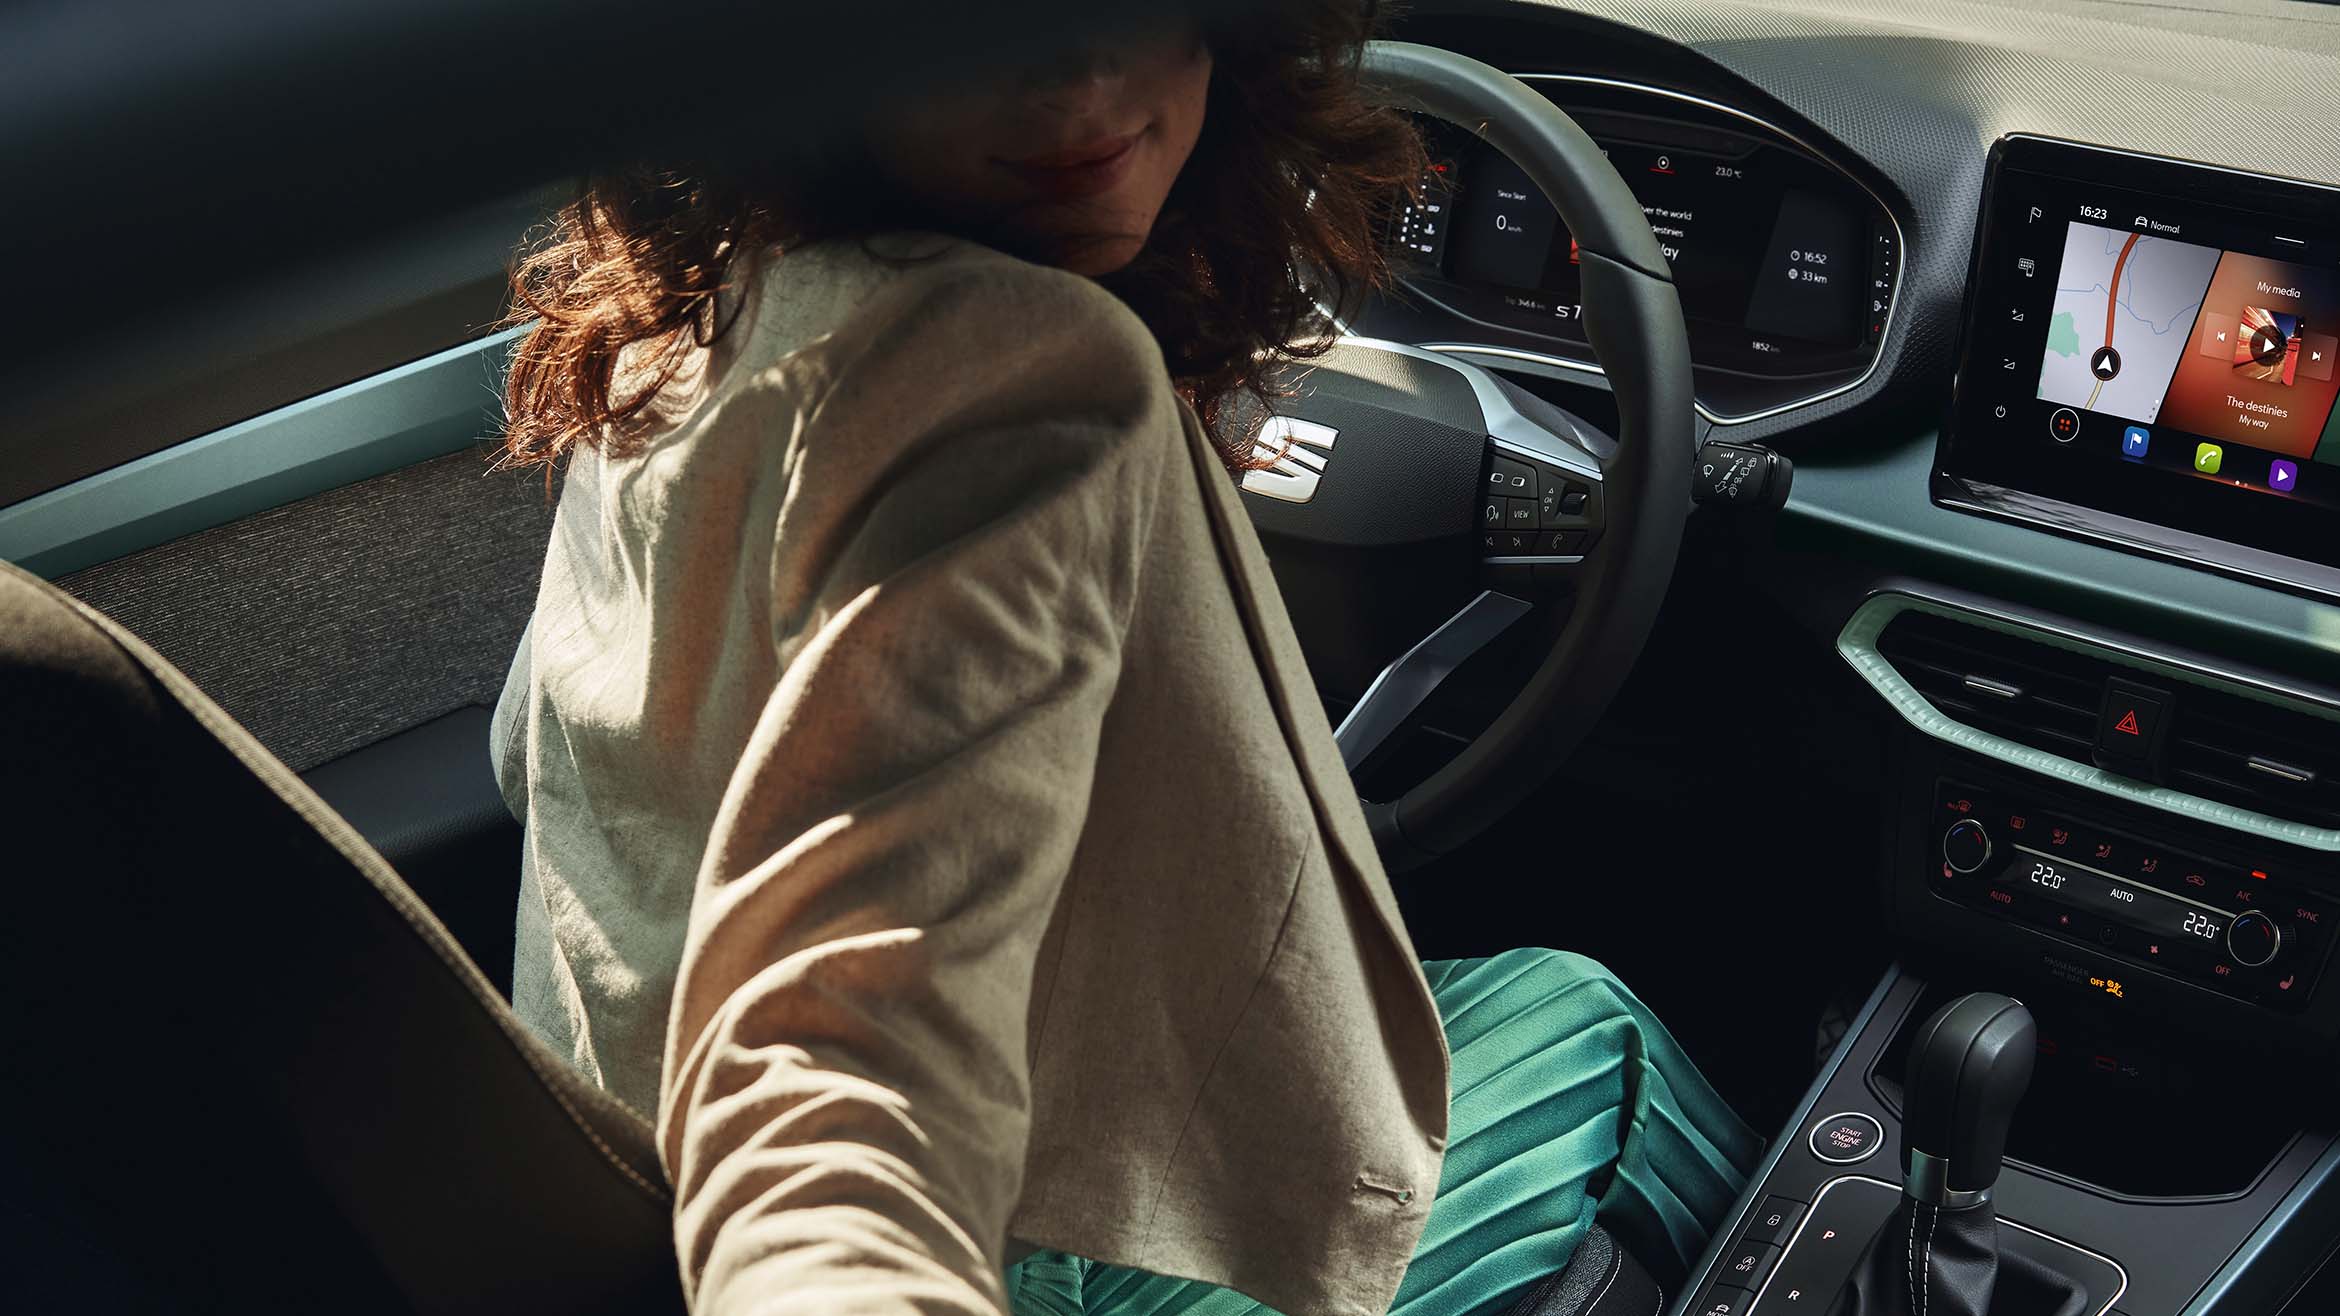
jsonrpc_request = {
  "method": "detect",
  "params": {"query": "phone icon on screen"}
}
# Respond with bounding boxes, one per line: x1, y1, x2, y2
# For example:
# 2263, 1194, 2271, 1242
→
2195, 443, 2224, 474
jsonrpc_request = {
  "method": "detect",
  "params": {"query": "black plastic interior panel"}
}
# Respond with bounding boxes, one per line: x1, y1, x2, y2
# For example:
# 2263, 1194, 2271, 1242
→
303, 706, 521, 995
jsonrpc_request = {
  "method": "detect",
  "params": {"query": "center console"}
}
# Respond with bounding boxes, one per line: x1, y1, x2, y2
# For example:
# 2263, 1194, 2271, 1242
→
1680, 963, 2338, 1316
1667, 130, 2340, 1316
1681, 578, 2340, 1313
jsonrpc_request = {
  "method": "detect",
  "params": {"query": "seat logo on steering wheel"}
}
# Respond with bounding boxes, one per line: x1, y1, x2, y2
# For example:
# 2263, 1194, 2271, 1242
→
1240, 416, 1341, 505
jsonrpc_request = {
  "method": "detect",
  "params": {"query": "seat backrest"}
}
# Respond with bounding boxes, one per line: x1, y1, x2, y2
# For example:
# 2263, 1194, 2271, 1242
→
0, 557, 681, 1315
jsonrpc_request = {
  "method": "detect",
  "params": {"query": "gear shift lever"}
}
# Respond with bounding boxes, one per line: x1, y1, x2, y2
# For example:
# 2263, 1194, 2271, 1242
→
1901, 993, 2034, 1209
1831, 994, 2082, 1316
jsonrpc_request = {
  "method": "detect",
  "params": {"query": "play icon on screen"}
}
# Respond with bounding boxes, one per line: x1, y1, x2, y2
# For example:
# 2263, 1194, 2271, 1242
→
2234, 306, 2301, 386
2270, 458, 2299, 492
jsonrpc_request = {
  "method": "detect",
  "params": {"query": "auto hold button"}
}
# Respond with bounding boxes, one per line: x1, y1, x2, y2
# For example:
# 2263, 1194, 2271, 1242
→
1810, 1112, 1883, 1164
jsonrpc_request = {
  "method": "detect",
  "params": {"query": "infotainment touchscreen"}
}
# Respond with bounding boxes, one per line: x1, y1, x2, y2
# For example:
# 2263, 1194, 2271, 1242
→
1938, 135, 2340, 584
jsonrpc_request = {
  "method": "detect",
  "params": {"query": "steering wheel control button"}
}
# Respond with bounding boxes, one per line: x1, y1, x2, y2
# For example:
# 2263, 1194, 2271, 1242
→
1810, 1112, 1883, 1164
1504, 498, 1537, 529
2092, 678, 2172, 780
1942, 819, 1993, 875
1534, 462, 1579, 510
2229, 911, 2283, 968
1488, 454, 1536, 495
2049, 407, 2080, 443
1718, 1239, 1782, 1292
1744, 1195, 1807, 1245
1480, 497, 1505, 529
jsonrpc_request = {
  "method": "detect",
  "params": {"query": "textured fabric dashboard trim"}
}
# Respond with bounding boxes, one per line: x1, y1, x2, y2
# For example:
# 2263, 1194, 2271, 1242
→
57, 449, 554, 773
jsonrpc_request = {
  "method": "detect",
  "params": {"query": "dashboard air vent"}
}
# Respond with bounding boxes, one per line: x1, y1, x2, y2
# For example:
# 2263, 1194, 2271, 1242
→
1874, 610, 2102, 760
1875, 609, 2340, 832
2165, 688, 2340, 832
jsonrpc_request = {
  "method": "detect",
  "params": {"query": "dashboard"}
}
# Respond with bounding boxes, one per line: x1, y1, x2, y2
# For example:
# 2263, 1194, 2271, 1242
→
1354, 6, 2340, 1310
1367, 0, 2340, 611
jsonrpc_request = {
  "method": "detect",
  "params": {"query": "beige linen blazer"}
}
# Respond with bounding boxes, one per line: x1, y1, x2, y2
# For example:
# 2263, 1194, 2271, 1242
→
491, 234, 1450, 1316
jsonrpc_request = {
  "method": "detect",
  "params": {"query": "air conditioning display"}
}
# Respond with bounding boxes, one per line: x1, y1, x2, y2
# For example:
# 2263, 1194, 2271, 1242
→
1930, 780, 2331, 1012
1940, 135, 2340, 575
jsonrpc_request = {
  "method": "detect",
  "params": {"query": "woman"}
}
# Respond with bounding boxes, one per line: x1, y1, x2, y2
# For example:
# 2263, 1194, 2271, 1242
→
488, 4, 1758, 1314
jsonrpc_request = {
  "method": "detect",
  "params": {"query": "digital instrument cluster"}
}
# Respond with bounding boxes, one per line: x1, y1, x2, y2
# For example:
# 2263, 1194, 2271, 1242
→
1385, 79, 1901, 421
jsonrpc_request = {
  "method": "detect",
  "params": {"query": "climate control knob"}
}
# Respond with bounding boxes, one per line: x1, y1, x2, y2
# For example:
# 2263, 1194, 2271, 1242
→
1943, 819, 1993, 874
2228, 911, 2283, 968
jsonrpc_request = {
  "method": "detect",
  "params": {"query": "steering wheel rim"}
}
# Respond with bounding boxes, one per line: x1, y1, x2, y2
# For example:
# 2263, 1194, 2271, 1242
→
1327, 42, 1697, 872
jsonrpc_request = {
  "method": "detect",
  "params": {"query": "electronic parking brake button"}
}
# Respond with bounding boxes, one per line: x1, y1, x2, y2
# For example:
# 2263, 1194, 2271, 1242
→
1809, 1112, 1883, 1164
1743, 1195, 1807, 1245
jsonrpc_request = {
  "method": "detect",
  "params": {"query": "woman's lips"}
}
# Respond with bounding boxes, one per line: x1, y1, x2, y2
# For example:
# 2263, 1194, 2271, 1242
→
996, 131, 1145, 199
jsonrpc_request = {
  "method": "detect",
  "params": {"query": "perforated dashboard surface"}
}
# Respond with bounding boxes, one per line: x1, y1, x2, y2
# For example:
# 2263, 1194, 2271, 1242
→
1400, 0, 2340, 444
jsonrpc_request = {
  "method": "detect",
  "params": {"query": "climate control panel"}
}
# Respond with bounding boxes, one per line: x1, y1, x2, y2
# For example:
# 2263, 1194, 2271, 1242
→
1931, 780, 2336, 1011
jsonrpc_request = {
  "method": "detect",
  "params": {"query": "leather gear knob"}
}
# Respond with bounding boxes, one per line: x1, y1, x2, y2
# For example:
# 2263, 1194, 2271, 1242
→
1900, 993, 2035, 1203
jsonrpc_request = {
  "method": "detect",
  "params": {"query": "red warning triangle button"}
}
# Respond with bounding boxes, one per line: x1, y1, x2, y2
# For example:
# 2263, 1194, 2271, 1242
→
2114, 709, 2142, 736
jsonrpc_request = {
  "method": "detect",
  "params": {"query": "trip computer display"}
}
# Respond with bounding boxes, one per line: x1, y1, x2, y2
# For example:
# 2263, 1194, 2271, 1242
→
1378, 79, 1900, 422
1939, 135, 2340, 586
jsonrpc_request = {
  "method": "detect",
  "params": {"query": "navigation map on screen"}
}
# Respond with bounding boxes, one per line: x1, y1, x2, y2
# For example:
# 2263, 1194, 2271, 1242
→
2034, 222, 2219, 424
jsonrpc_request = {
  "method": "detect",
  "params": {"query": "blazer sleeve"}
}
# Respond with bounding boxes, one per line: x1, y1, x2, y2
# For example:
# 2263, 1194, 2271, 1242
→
657, 254, 1182, 1316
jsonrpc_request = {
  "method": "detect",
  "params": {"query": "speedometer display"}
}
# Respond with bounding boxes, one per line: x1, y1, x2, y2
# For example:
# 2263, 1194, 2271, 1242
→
1446, 131, 1872, 355
1379, 80, 1901, 421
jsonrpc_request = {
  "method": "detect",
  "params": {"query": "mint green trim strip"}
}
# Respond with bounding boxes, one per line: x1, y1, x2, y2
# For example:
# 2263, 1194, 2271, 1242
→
1838, 592, 2340, 852
0, 327, 525, 580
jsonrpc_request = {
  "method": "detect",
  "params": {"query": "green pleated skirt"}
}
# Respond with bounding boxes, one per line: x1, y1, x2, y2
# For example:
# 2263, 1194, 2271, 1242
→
1005, 947, 1760, 1316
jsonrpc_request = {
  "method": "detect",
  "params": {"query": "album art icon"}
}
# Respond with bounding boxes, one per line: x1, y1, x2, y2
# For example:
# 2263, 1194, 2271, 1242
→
2233, 305, 2301, 387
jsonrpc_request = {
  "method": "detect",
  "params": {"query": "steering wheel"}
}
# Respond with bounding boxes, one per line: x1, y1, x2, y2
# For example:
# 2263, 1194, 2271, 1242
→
1239, 43, 1695, 874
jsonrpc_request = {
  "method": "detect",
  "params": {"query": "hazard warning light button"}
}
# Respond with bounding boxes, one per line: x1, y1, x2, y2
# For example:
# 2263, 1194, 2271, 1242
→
2093, 677, 2171, 781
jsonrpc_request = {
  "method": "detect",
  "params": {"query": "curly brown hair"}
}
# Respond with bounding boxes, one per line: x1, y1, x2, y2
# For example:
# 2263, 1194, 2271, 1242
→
498, 1, 1423, 475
